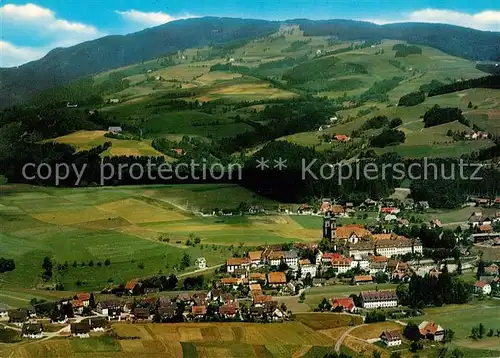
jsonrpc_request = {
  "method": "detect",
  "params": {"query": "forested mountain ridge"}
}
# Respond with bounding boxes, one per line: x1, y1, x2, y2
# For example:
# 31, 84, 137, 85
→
296, 20, 500, 62
0, 17, 280, 108
0, 17, 499, 108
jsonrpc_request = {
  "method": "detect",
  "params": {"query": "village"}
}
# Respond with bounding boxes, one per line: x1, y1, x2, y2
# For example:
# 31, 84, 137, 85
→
2, 201, 499, 356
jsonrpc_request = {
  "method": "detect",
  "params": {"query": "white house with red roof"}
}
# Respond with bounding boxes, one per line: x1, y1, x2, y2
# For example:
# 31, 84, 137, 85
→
331, 297, 356, 313
474, 281, 492, 295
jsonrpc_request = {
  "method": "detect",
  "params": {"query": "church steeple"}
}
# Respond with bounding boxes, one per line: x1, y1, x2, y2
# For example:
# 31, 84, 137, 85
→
323, 210, 336, 241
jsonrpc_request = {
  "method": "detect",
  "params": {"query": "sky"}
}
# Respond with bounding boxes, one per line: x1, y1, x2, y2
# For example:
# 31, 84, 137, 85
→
1, 0, 499, 67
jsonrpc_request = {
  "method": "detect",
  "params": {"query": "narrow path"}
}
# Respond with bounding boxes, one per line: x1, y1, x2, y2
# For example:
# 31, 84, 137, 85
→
177, 264, 224, 278
138, 194, 190, 213
335, 324, 366, 352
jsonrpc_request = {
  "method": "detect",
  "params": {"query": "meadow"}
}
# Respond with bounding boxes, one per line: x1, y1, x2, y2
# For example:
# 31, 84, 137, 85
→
51, 130, 168, 158
0, 184, 318, 295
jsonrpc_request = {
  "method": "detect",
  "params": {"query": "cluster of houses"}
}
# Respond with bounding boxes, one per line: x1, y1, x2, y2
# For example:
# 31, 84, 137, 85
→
3, 286, 289, 341
474, 263, 500, 296
324, 219, 423, 258
379, 320, 445, 347
293, 198, 430, 222
464, 131, 489, 140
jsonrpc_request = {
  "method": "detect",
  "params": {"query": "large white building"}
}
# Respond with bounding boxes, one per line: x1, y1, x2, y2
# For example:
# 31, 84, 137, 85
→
360, 290, 398, 309
283, 250, 299, 269
226, 258, 250, 273
301, 264, 317, 278
349, 238, 422, 258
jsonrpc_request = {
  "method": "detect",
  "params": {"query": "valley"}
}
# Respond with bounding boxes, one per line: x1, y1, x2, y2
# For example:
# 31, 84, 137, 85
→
1, 16, 500, 358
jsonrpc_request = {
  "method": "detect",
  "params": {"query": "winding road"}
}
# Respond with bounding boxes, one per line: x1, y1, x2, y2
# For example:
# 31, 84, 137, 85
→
335, 324, 366, 352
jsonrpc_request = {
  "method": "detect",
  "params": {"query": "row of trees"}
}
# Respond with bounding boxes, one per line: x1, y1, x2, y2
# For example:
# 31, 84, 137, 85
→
396, 272, 471, 308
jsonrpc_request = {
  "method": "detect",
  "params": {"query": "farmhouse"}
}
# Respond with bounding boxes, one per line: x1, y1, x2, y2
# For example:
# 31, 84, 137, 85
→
331, 297, 356, 313
419, 321, 445, 341
253, 294, 273, 306
369, 262, 387, 274
474, 281, 492, 295
267, 272, 287, 287
8, 309, 28, 325
468, 213, 492, 228
72, 299, 85, 315
298, 204, 313, 214
133, 307, 150, 321
330, 204, 346, 216
331, 255, 352, 273
125, 279, 141, 294
0, 303, 7, 317
89, 318, 107, 332
218, 304, 238, 318
381, 207, 400, 215
158, 306, 176, 320
74, 293, 91, 307
248, 251, 263, 266
96, 300, 122, 319
485, 264, 499, 275
380, 330, 402, 347
249, 272, 266, 283
301, 264, 318, 278
249, 283, 262, 293
71, 322, 90, 338
354, 275, 374, 285
220, 277, 247, 288
108, 98, 120, 104
416, 201, 430, 210
268, 251, 285, 266
191, 305, 207, 318
335, 134, 350, 142
195, 257, 207, 269
108, 126, 122, 133
21, 323, 43, 339
226, 258, 250, 273
360, 290, 398, 309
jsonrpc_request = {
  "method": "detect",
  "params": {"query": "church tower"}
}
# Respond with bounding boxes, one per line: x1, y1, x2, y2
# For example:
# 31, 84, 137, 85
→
323, 210, 336, 241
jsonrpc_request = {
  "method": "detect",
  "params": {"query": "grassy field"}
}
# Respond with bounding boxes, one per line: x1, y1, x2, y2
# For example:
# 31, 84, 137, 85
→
404, 299, 500, 353
0, 184, 321, 294
51, 130, 168, 158
295, 313, 363, 330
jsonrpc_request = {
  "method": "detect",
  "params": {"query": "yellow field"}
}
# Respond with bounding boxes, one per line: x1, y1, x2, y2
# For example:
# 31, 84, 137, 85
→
51, 130, 167, 158
114, 322, 333, 346
343, 335, 386, 357
350, 322, 403, 340
32, 207, 112, 225
97, 199, 190, 224
154, 64, 210, 82
196, 71, 242, 85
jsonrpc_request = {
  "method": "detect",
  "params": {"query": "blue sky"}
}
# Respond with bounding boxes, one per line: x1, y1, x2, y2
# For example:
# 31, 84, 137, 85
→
1, 0, 499, 67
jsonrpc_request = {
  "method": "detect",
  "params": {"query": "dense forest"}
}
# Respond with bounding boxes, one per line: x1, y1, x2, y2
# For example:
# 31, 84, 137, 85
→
297, 20, 500, 61
398, 91, 426, 107
428, 75, 500, 97
0, 17, 280, 108
2, 18, 500, 108
423, 107, 468, 128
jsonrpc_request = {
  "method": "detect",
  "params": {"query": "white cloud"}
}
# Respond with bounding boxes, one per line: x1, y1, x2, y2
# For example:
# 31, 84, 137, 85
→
363, 9, 500, 31
0, 40, 46, 67
408, 9, 500, 31
0, 3, 99, 35
0, 3, 104, 67
116, 9, 196, 27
